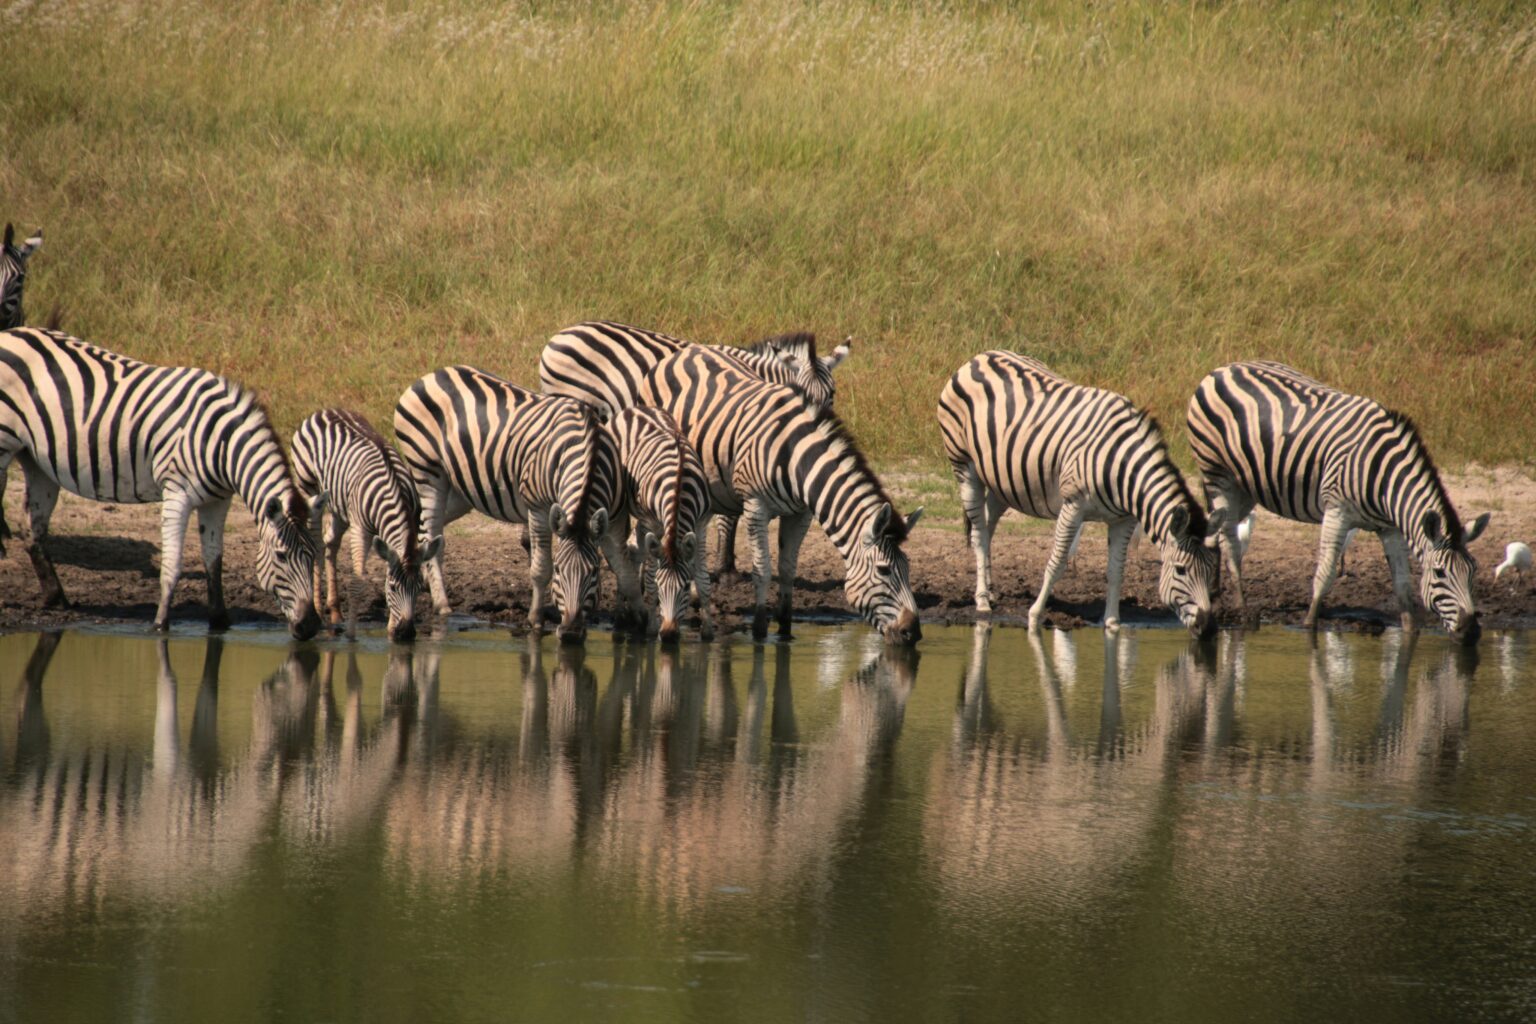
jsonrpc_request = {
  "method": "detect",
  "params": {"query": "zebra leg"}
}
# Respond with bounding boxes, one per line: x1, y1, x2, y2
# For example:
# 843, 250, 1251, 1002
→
323, 512, 348, 629
1102, 517, 1137, 634
693, 512, 716, 640
197, 498, 233, 631
1028, 501, 1086, 633
714, 514, 740, 577
774, 510, 813, 638
1379, 529, 1421, 632
19, 459, 66, 608
601, 517, 644, 633
154, 488, 196, 632
744, 498, 775, 641
417, 478, 461, 616
527, 510, 554, 632
1304, 507, 1352, 633
348, 524, 371, 637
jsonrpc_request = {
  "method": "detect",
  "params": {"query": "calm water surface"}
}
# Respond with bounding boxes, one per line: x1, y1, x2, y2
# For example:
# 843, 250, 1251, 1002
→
2, 623, 1534, 1023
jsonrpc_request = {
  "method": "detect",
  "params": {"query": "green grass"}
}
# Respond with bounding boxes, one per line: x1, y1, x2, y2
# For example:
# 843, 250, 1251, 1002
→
2, 0, 1533, 482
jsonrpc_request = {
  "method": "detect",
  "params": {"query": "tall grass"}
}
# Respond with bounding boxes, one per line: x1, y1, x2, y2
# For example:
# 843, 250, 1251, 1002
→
2, 0, 1533, 471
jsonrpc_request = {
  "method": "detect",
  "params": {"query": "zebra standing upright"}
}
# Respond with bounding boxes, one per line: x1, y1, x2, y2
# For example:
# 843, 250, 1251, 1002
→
937, 351, 1218, 638
0, 328, 321, 637
1186, 361, 1490, 642
393, 366, 615, 643
539, 320, 851, 574
1, 224, 43, 329
603, 406, 712, 642
639, 346, 922, 644
290, 408, 442, 642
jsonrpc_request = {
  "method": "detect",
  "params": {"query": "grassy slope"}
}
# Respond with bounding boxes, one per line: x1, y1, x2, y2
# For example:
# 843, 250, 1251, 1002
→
1, 0, 1533, 485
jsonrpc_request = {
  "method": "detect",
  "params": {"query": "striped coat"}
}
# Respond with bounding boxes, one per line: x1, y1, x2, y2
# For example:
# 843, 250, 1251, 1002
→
639, 347, 921, 644
393, 365, 615, 642
0, 328, 320, 636
291, 408, 441, 641
937, 351, 1218, 637
1187, 361, 1490, 640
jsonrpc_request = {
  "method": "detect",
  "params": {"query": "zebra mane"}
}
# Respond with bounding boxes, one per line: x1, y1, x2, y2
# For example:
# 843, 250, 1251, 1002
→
1383, 408, 1462, 542
1140, 412, 1208, 540
811, 411, 910, 542
662, 415, 687, 562
746, 331, 818, 362
237, 384, 310, 529
568, 399, 602, 528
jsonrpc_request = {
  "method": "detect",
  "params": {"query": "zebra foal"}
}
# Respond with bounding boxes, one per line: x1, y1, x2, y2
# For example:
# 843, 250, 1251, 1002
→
937, 351, 1219, 638
291, 408, 441, 642
640, 347, 922, 645
393, 366, 614, 643
0, 223, 42, 330
1187, 361, 1490, 642
0, 328, 320, 636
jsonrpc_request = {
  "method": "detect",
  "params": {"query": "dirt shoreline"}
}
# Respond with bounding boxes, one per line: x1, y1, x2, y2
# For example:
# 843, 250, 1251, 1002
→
3, 468, 1534, 638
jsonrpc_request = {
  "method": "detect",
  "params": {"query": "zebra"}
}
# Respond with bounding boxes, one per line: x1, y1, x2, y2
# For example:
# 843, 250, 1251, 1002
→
539, 320, 852, 575
639, 346, 922, 644
1186, 360, 1490, 642
937, 351, 1219, 638
290, 408, 442, 642
1, 224, 43, 329
603, 406, 712, 642
0, 328, 321, 637
393, 365, 614, 643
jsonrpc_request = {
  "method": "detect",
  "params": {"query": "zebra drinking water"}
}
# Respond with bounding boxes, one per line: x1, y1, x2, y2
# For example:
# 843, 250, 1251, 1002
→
1187, 360, 1490, 642
639, 346, 921, 645
0, 328, 320, 636
937, 351, 1219, 638
290, 408, 441, 642
393, 366, 615, 643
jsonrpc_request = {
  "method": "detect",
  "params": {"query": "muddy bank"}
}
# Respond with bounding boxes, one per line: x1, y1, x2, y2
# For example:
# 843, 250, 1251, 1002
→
2, 470, 1534, 637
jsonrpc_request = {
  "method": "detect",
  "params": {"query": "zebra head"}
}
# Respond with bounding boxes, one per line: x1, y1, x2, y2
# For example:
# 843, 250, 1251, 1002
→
256, 494, 321, 639
645, 529, 697, 643
548, 503, 608, 644
847, 502, 922, 646
765, 333, 851, 411
1, 224, 42, 329
1420, 510, 1490, 644
1159, 505, 1220, 640
372, 534, 443, 642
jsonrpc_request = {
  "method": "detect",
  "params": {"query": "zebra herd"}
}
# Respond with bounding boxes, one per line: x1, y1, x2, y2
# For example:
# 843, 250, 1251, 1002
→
0, 223, 1494, 646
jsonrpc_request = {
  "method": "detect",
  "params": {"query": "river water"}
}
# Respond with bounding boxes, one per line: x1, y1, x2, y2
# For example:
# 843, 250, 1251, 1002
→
2, 624, 1533, 1023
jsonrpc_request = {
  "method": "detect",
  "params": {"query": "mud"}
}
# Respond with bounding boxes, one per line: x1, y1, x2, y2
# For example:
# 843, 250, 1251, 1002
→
2, 468, 1533, 637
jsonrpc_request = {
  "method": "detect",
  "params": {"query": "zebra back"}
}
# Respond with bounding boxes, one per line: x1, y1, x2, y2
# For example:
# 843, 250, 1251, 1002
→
291, 408, 421, 563
0, 223, 42, 329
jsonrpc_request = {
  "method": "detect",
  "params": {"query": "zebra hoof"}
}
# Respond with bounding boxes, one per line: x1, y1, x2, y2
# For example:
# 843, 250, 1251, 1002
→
207, 612, 231, 633
1104, 618, 1121, 635
751, 615, 769, 641
152, 619, 171, 634
1027, 613, 1044, 633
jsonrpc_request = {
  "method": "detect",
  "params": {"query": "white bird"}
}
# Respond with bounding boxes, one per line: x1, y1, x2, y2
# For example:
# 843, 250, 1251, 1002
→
1495, 541, 1532, 582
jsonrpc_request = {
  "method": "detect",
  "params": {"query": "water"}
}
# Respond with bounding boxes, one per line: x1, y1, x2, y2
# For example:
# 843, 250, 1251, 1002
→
2, 623, 1535, 1024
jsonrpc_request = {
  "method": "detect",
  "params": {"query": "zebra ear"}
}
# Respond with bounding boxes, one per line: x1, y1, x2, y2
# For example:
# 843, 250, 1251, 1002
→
2, 224, 10, 250
1421, 511, 1443, 546
310, 492, 329, 517
1464, 512, 1490, 545
371, 535, 400, 568
548, 504, 568, 536
15, 228, 40, 260
905, 507, 924, 531
421, 535, 444, 562
1205, 508, 1228, 537
590, 507, 609, 537
644, 531, 661, 560
679, 531, 696, 563
864, 502, 893, 545
263, 496, 285, 522
823, 337, 852, 372
1169, 505, 1191, 539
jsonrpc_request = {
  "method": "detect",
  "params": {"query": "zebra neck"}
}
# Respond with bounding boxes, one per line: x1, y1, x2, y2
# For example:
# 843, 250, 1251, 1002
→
225, 426, 300, 523
1124, 460, 1195, 546
798, 438, 889, 558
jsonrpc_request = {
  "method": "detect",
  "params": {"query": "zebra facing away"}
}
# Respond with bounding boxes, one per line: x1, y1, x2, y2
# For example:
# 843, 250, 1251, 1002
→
1, 224, 43, 330
639, 346, 922, 645
0, 328, 321, 637
604, 406, 712, 642
937, 351, 1219, 638
1187, 361, 1490, 643
393, 366, 614, 643
291, 408, 443, 642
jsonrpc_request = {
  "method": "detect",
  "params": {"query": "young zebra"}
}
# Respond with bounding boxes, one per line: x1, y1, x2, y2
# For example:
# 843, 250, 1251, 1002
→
393, 366, 615, 643
540, 320, 851, 576
1, 224, 43, 329
639, 347, 922, 645
291, 408, 442, 642
1187, 361, 1490, 642
937, 351, 1219, 638
604, 406, 712, 642
0, 328, 320, 637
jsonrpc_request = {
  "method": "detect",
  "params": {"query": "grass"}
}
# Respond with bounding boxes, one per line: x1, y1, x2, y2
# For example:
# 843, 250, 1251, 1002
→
2, 0, 1533, 487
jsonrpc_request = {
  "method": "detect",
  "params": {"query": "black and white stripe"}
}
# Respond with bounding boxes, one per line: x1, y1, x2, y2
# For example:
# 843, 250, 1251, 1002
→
1187, 361, 1490, 641
603, 406, 712, 642
291, 408, 441, 642
0, 328, 320, 636
639, 347, 921, 644
393, 365, 615, 643
937, 351, 1218, 637
0, 224, 42, 329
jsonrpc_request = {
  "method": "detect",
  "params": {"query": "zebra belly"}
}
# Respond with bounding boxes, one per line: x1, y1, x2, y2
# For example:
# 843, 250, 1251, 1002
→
14, 444, 165, 505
